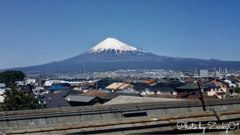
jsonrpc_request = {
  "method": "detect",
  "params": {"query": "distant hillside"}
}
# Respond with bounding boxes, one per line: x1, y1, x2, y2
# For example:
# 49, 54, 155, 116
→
1, 38, 240, 74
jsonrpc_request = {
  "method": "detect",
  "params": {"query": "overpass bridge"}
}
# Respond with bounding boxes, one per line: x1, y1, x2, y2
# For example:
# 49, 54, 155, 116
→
1, 98, 240, 134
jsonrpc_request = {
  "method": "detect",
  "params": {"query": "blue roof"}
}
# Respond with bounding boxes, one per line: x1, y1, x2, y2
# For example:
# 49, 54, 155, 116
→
47, 85, 68, 90
204, 84, 219, 87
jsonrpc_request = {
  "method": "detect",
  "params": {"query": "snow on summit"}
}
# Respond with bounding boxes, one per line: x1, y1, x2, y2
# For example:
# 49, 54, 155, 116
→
88, 38, 147, 54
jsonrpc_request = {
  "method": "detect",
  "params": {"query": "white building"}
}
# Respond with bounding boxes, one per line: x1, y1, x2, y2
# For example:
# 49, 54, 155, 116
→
44, 80, 65, 86
0, 90, 4, 103
198, 70, 209, 77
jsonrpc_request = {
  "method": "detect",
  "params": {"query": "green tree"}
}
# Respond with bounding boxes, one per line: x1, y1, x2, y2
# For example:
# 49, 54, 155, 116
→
1, 83, 45, 111
233, 87, 240, 93
0, 70, 25, 87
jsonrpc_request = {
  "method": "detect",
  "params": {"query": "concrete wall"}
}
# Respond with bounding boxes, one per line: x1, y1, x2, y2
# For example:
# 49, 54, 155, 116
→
0, 98, 240, 131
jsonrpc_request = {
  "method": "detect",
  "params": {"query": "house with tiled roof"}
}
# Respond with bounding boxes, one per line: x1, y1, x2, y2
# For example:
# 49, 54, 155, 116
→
130, 83, 150, 95
105, 83, 124, 92
203, 83, 225, 98
130, 87, 148, 96
65, 95, 103, 106
45, 93, 71, 108
81, 90, 108, 99
130, 83, 177, 96
145, 80, 156, 84
175, 91, 217, 100
131, 83, 150, 88
90, 78, 118, 90
105, 83, 134, 92
118, 84, 134, 91
165, 81, 186, 89
79, 82, 94, 92
208, 78, 229, 95
175, 83, 208, 95
59, 89, 83, 97
148, 83, 177, 95
186, 78, 196, 83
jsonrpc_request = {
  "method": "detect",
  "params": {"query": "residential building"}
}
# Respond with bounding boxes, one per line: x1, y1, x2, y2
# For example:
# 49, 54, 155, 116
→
175, 83, 208, 95
59, 89, 83, 97
90, 78, 118, 90
198, 70, 209, 77
44, 93, 71, 108
204, 83, 225, 98
65, 95, 103, 106
105, 83, 133, 92
81, 90, 108, 99
0, 90, 4, 103
47, 85, 68, 93
208, 79, 229, 94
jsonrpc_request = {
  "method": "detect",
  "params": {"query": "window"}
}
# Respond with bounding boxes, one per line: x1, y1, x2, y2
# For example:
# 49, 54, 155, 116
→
123, 111, 147, 117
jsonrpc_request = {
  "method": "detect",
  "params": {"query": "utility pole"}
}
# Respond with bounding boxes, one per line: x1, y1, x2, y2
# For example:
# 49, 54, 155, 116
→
197, 81, 206, 111
96, 81, 97, 90
124, 75, 125, 90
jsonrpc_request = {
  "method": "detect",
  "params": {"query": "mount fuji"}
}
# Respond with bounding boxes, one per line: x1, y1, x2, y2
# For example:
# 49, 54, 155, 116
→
65, 38, 162, 62
2, 38, 240, 74
88, 38, 146, 54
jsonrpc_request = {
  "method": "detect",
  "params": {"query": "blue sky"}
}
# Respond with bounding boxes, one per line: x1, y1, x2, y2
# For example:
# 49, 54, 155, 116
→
0, 0, 240, 69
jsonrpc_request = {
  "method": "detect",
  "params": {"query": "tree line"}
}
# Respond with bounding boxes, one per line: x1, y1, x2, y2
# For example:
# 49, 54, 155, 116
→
0, 70, 45, 111
0, 70, 25, 87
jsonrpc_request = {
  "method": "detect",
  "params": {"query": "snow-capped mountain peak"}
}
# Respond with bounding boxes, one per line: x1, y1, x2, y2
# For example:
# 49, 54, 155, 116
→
88, 38, 147, 54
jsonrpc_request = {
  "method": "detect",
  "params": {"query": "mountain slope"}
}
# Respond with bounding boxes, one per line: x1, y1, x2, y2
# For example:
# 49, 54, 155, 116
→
88, 38, 143, 54
63, 38, 164, 62
1, 38, 240, 74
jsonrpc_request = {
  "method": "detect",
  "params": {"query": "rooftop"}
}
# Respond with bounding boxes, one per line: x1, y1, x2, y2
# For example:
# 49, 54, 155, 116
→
65, 95, 97, 102
102, 93, 140, 100
103, 96, 184, 105
176, 83, 207, 90
45, 93, 71, 108
59, 89, 83, 97
81, 90, 108, 98
105, 82, 124, 90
